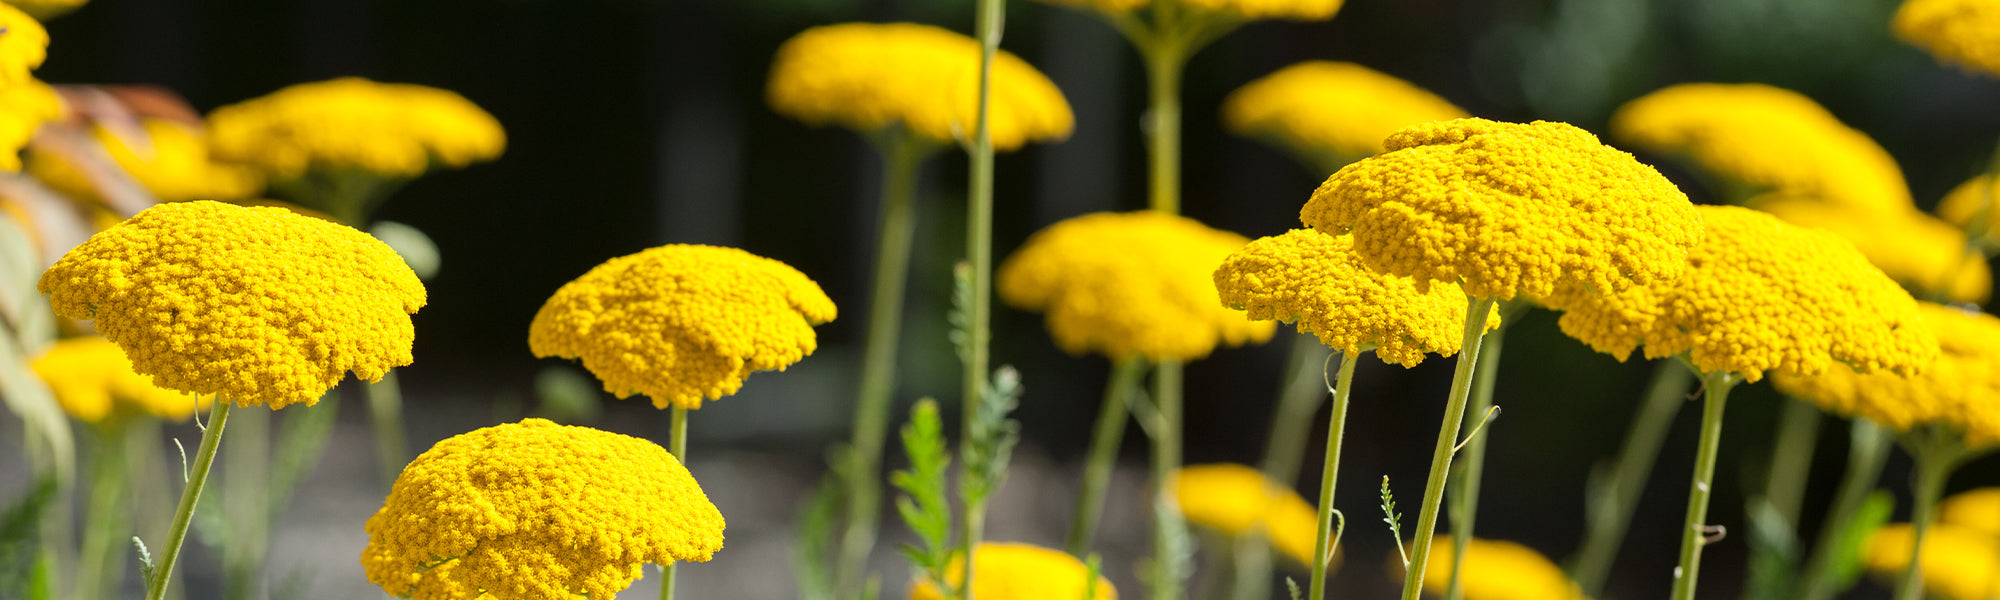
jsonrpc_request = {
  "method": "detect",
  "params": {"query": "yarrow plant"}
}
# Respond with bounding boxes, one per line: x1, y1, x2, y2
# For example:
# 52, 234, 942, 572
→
1221, 61, 1468, 174
1171, 463, 1322, 569
907, 542, 1118, 600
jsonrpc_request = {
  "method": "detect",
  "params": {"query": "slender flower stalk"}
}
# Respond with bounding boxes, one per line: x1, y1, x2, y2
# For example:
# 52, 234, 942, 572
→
146, 401, 231, 600
1668, 370, 1739, 600
1894, 426, 1977, 600
1306, 353, 1355, 600
223, 407, 271, 600
1762, 397, 1822, 528
366, 372, 410, 488
957, 0, 1004, 596
1396, 296, 1496, 600
661, 406, 690, 600
1229, 335, 1332, 600
1066, 357, 1149, 555
1569, 362, 1694, 595
75, 426, 129, 600
1150, 359, 1187, 600
1443, 312, 1512, 600
1143, 35, 1188, 214
1796, 419, 1893, 600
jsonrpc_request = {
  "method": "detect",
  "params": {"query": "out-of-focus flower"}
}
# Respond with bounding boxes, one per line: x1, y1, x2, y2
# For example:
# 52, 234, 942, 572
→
28, 119, 265, 202
1420, 537, 1590, 600
1034, 0, 1341, 21
1772, 303, 2000, 445
1894, 0, 2000, 77
1864, 523, 2000, 600
998, 211, 1275, 362
362, 418, 724, 600
1173, 464, 1325, 568
1940, 488, 2000, 536
0, 3, 48, 87
0, 79, 62, 171
37, 201, 426, 408
529, 244, 836, 410
908, 542, 1117, 600
4, 0, 86, 21
1222, 61, 1467, 168
1938, 173, 2000, 244
206, 77, 505, 180
1755, 193, 1990, 303
31, 336, 206, 423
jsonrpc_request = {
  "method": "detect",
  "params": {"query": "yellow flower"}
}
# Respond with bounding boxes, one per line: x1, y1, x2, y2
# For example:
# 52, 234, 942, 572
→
0, 79, 62, 171
1222, 61, 1467, 168
1213, 229, 1497, 366
1754, 194, 1990, 304
0, 3, 48, 87
1173, 464, 1324, 568
1864, 523, 2000, 600
1420, 537, 1589, 600
30, 336, 206, 423
997, 211, 1275, 362
909, 542, 1117, 600
1771, 303, 2000, 444
206, 77, 506, 180
1610, 83, 1912, 215
1895, 0, 2000, 77
1033, 0, 1342, 21
361, 418, 724, 600
1300, 118, 1701, 306
1558, 205, 1935, 382
28, 118, 266, 202
767, 23, 1073, 152
528, 244, 836, 410
1940, 488, 2000, 536
37, 201, 427, 408
4, 0, 87, 21
1938, 173, 2000, 243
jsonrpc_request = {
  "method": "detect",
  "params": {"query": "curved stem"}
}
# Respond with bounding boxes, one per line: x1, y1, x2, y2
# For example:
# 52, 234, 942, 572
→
1569, 362, 1693, 595
956, 1, 1003, 597
1066, 357, 1148, 556
77, 424, 130, 600
1667, 371, 1736, 600
1796, 419, 1892, 600
1231, 336, 1333, 600
367, 371, 409, 490
145, 399, 231, 600
1395, 297, 1496, 600
661, 406, 689, 600
1894, 434, 1959, 600
1444, 322, 1509, 600
125, 419, 181, 600
1307, 353, 1357, 600
1141, 35, 1187, 215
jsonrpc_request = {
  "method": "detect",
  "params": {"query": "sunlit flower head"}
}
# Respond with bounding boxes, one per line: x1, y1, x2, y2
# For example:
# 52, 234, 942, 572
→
1772, 303, 2000, 444
1938, 173, 2000, 243
1172, 464, 1324, 568
909, 542, 1117, 600
0, 4, 48, 87
1213, 228, 1497, 366
362, 418, 725, 600
0, 79, 62, 171
37, 201, 426, 408
31, 336, 207, 423
1033, 0, 1342, 21
1222, 61, 1467, 168
1941, 488, 2000, 537
1754, 194, 1990, 304
998, 211, 1275, 362
1558, 205, 1935, 382
1420, 537, 1589, 600
529, 244, 836, 410
29, 119, 266, 202
1895, 0, 2000, 77
1864, 523, 2000, 600
207, 77, 506, 180
1300, 118, 1700, 305
767, 23, 1073, 152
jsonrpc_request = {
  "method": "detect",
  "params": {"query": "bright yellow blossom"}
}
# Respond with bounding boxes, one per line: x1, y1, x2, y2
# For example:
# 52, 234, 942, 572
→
529, 244, 836, 410
1213, 229, 1497, 367
1754, 194, 1990, 303
1864, 523, 2000, 600
1938, 173, 2000, 242
1300, 118, 1700, 306
5, 0, 87, 21
1611, 83, 1912, 214
361, 418, 724, 600
998, 211, 1275, 362
37, 201, 427, 408
1559, 205, 1935, 383
1421, 537, 1589, 600
1771, 303, 2000, 444
0, 79, 61, 171
31, 336, 206, 423
207, 77, 505, 180
0, 3, 47, 87
1895, 0, 2000, 77
909, 542, 1117, 600
1940, 488, 2000, 536
1033, 0, 1341, 21
1222, 61, 1467, 167
767, 23, 1073, 152
28, 118, 265, 202
1173, 464, 1324, 568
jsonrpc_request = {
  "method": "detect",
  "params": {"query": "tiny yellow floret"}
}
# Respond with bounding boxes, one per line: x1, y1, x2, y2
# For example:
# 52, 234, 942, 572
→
0, 3, 48, 87
1033, 0, 1341, 21
529, 244, 836, 410
1755, 193, 1990, 304
1222, 61, 1467, 168
37, 201, 427, 408
908, 542, 1117, 600
1938, 173, 2000, 244
1864, 523, 2000, 600
206, 77, 506, 180
1173, 463, 1325, 569
0, 79, 62, 171
1940, 488, 2000, 537
1420, 537, 1589, 600
29, 119, 266, 202
1895, 0, 2000, 77
31, 336, 207, 423
1772, 303, 2000, 445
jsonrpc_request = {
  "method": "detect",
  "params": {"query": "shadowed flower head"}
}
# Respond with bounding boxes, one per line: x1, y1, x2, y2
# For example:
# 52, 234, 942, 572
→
998, 211, 1275, 362
1755, 193, 1990, 304
1300, 118, 1700, 305
207, 77, 506, 180
1941, 488, 2000, 536
1558, 205, 1935, 382
5, 0, 87, 20
1034, 0, 1342, 21
0, 79, 61, 171
1222, 61, 1467, 168
1772, 303, 2000, 444
767, 23, 1073, 152
1172, 463, 1325, 569
529, 244, 836, 410
909, 542, 1117, 600
362, 418, 725, 600
0, 4, 48, 87
1213, 228, 1497, 366
1420, 537, 1589, 600
31, 336, 206, 423
38, 201, 426, 408
1939, 173, 2000, 243
1611, 83, 1912, 214
1864, 523, 2000, 600
29, 119, 265, 202
1895, 0, 2000, 77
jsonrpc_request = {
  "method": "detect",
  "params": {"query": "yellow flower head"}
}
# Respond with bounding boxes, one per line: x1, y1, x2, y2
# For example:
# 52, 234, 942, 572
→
1300, 118, 1701, 305
0, 79, 62, 171
1864, 523, 2000, 600
997, 211, 1276, 362
1771, 303, 2000, 444
1610, 83, 1912, 214
528, 244, 836, 410
207, 77, 506, 180
0, 4, 48, 87
909, 542, 1117, 600
1172, 464, 1324, 568
1941, 488, 2000, 537
1558, 205, 1935, 382
1222, 61, 1467, 167
29, 119, 266, 202
1213, 229, 1498, 366
5, 0, 87, 21
31, 336, 206, 423
1033, 0, 1341, 21
1754, 194, 1991, 304
1420, 538, 1589, 600
362, 418, 724, 600
767, 23, 1073, 152
37, 201, 427, 408
1938, 173, 2000, 242
1895, 0, 2000, 77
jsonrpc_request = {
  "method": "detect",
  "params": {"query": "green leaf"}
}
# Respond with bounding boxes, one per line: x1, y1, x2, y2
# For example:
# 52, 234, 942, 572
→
891, 399, 954, 583
960, 366, 1021, 505
1381, 476, 1407, 568
1742, 497, 1801, 600
1286, 578, 1304, 600
948, 262, 973, 363
1826, 491, 1894, 593
1081, 553, 1102, 600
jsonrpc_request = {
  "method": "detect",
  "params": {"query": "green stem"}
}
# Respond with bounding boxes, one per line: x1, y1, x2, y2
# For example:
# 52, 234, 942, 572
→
1230, 336, 1333, 600
1150, 359, 1187, 600
77, 424, 130, 600
1764, 398, 1821, 531
1895, 431, 1962, 600
146, 400, 231, 600
1796, 419, 1892, 600
1307, 353, 1357, 600
662, 406, 689, 600
1141, 37, 1187, 215
956, 0, 1003, 597
223, 406, 271, 600
1444, 321, 1509, 600
367, 371, 410, 490
1668, 371, 1737, 600
1067, 357, 1148, 556
1570, 362, 1693, 595
125, 420, 180, 600
1395, 296, 1496, 600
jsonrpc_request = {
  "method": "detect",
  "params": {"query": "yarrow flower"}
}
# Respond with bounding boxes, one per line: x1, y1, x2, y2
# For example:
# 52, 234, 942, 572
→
908, 542, 1118, 600
1938, 173, 2000, 244
767, 23, 1073, 152
206, 77, 506, 180
1754, 193, 1991, 304
37, 201, 427, 408
1772, 303, 2000, 444
0, 3, 48, 87
31, 336, 205, 423
1033, 0, 1342, 21
1941, 488, 2000, 536
1212, 228, 1497, 366
529, 244, 837, 409
4, 0, 87, 20
29, 118, 266, 202
1894, 0, 2000, 77
361, 418, 725, 600
1222, 61, 1467, 167
1420, 537, 1590, 600
1557, 205, 1936, 382
1863, 523, 2000, 600
1172, 463, 1323, 568
997, 211, 1275, 362
1300, 118, 1701, 306
0, 79, 62, 171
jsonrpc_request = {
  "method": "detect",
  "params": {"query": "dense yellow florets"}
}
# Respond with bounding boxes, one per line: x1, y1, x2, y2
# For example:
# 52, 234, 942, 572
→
1300, 118, 1700, 305
37, 201, 426, 408
361, 418, 724, 600
1864, 524, 2000, 600
1755, 194, 1990, 303
1213, 229, 1496, 366
29, 119, 265, 202
767, 23, 1073, 152
1939, 174, 2000, 243
0, 79, 61, 171
909, 542, 1117, 600
31, 336, 206, 423
1771, 303, 2000, 444
1895, 0, 2000, 77
998, 211, 1275, 362
1033, 0, 1341, 21
1172, 464, 1323, 568
1558, 205, 1935, 382
1941, 488, 2000, 536
0, 4, 47, 87
1222, 61, 1467, 167
1421, 538, 1589, 600
207, 77, 506, 180
1611, 83, 1912, 214
528, 245, 836, 410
